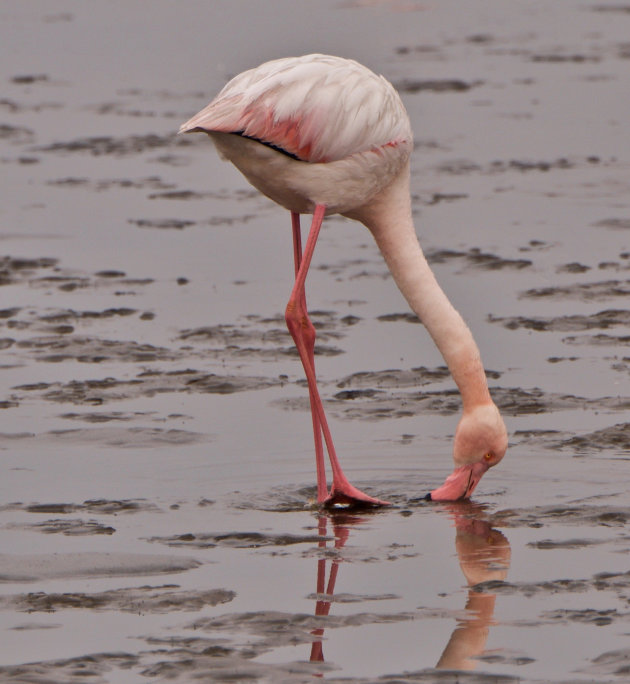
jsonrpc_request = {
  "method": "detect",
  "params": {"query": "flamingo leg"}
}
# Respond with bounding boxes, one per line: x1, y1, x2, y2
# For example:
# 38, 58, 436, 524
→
291, 211, 326, 503
286, 204, 388, 507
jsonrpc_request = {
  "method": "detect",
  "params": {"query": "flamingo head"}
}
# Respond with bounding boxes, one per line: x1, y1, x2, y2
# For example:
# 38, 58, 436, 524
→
428, 403, 507, 501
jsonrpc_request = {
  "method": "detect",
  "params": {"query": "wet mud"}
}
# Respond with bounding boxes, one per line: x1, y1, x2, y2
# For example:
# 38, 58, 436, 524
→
2, 584, 235, 614
2, 1, 630, 682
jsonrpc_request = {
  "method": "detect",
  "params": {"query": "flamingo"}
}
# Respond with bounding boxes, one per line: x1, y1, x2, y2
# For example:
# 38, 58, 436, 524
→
179, 54, 507, 506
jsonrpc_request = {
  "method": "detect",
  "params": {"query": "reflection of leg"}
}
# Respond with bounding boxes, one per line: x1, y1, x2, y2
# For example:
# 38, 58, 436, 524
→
290, 211, 326, 503
309, 516, 361, 665
310, 555, 327, 662
285, 206, 388, 507
310, 516, 328, 663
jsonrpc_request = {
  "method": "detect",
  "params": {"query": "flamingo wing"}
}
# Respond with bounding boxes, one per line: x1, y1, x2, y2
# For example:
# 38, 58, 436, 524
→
179, 54, 412, 163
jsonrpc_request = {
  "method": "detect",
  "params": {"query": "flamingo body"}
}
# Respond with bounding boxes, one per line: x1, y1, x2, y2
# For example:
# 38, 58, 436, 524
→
180, 54, 412, 215
181, 54, 507, 505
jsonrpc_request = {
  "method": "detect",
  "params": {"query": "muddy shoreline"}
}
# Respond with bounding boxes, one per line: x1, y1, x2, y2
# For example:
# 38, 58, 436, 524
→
2, 1, 630, 681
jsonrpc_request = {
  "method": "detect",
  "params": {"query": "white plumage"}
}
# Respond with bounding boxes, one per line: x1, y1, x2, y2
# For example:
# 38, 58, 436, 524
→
180, 54, 412, 162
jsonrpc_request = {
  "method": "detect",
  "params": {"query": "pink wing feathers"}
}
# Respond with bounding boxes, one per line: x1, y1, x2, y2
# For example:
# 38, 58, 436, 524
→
179, 54, 412, 163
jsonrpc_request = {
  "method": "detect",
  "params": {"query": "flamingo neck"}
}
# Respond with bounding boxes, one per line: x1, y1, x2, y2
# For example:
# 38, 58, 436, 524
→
346, 164, 493, 412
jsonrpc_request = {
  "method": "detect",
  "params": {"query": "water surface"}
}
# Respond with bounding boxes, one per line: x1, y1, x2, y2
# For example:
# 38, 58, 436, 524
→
1, 1, 630, 681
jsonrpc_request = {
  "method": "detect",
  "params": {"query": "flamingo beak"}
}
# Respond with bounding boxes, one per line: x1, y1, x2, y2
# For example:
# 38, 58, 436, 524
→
426, 460, 490, 501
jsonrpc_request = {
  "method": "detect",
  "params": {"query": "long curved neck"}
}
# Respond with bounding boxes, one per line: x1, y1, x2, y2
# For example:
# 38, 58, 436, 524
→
346, 163, 493, 411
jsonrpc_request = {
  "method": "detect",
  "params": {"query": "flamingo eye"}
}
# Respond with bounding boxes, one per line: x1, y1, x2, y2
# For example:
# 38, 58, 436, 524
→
484, 452, 493, 462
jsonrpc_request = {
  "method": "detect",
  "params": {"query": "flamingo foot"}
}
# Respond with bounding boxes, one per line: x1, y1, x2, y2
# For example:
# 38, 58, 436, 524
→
323, 481, 390, 509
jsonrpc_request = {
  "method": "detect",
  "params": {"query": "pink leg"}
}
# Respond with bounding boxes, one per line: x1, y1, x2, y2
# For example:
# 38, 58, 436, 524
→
286, 205, 388, 507
291, 212, 326, 503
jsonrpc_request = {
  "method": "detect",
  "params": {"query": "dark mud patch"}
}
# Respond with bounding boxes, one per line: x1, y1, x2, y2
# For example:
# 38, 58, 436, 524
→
584, 648, 630, 678
529, 52, 600, 63
317, 256, 388, 280
132, 213, 259, 229
60, 410, 165, 423
476, 568, 630, 612
0, 256, 58, 286
555, 422, 630, 452
489, 308, 630, 332
8, 518, 116, 536
325, 388, 465, 420
148, 530, 326, 549
0, 552, 201, 583
395, 78, 483, 93
180, 312, 346, 359
426, 247, 532, 271
9, 622, 62, 631
526, 538, 608, 550
594, 217, 630, 230
148, 187, 259, 201
13, 368, 283, 405
496, 388, 630, 416
33, 133, 192, 157
231, 485, 320, 513
1, 498, 160, 515
37, 307, 138, 322
556, 261, 591, 274
591, 4, 630, 13
1, 584, 234, 614
177, 370, 283, 394
336, 366, 496, 390
337, 366, 451, 389
15, 335, 180, 364
492, 504, 630, 529
0, 653, 140, 684
10, 73, 50, 84
540, 608, 621, 626
305, 591, 401, 604
376, 312, 420, 324
563, 332, 630, 346
129, 217, 197, 230
0, 644, 521, 684
475, 652, 535, 668
0, 98, 62, 117
1, 426, 207, 448
187, 609, 417, 653
520, 279, 630, 301
426, 192, 469, 205
0, 123, 35, 145
277, 385, 630, 421
0, 258, 153, 293
47, 175, 175, 192
435, 155, 601, 176
518, 419, 630, 454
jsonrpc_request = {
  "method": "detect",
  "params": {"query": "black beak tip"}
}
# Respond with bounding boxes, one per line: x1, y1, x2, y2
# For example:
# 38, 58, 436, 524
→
424, 492, 432, 502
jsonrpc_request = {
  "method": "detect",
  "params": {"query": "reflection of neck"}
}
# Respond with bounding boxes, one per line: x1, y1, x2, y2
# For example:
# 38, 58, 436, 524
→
434, 506, 511, 671
310, 558, 340, 663
436, 591, 497, 670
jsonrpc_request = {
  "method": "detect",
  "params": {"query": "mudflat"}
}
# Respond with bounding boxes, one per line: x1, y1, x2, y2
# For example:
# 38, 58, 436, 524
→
1, 1, 630, 681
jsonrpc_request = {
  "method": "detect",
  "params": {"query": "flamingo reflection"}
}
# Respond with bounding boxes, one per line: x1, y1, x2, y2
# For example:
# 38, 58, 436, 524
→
308, 504, 510, 673
436, 502, 511, 671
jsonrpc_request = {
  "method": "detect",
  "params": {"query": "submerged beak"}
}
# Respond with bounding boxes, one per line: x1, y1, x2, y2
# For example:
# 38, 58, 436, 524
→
427, 461, 490, 501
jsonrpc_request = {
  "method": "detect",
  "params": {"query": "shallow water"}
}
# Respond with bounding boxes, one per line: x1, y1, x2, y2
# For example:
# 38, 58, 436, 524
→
1, 1, 630, 681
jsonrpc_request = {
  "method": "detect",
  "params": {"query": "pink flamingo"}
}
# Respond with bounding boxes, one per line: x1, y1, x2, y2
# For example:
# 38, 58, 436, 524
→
180, 54, 507, 506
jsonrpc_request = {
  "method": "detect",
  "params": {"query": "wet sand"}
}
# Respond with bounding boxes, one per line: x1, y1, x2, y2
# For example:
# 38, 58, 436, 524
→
1, 1, 630, 681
